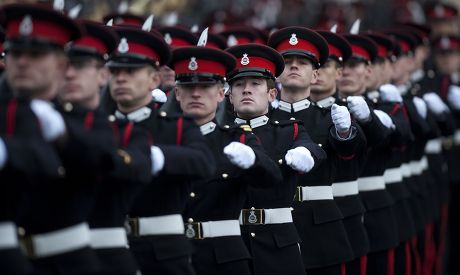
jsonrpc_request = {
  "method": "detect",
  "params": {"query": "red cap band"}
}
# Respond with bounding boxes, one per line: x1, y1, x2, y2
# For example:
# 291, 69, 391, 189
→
399, 41, 410, 54
74, 36, 108, 55
120, 41, 159, 62
169, 37, 194, 47
276, 38, 320, 60
174, 58, 226, 76
351, 45, 370, 60
377, 45, 388, 58
235, 56, 276, 73
328, 44, 343, 59
8, 17, 72, 46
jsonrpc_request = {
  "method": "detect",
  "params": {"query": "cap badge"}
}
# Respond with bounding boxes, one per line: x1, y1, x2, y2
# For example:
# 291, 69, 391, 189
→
241, 53, 250, 66
435, 5, 445, 17
441, 37, 450, 49
289, 33, 298, 45
19, 15, 33, 36
188, 57, 198, 71
118, 38, 129, 53
164, 33, 172, 45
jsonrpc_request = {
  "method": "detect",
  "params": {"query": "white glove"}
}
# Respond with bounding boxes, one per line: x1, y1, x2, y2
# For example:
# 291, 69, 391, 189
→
223, 141, 256, 169
285, 146, 315, 173
373, 109, 395, 129
423, 92, 449, 115
151, 89, 167, 103
447, 85, 460, 110
30, 99, 66, 141
331, 103, 351, 134
412, 96, 427, 119
0, 137, 7, 170
347, 96, 371, 122
150, 145, 165, 175
379, 84, 403, 103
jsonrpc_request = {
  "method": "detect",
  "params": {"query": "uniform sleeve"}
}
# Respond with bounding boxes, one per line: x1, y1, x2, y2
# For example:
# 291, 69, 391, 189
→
328, 121, 367, 159
377, 102, 414, 146
293, 124, 327, 169
158, 119, 216, 179
357, 110, 391, 148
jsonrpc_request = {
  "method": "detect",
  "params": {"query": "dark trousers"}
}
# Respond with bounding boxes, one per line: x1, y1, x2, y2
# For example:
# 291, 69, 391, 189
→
306, 263, 345, 275
367, 249, 395, 275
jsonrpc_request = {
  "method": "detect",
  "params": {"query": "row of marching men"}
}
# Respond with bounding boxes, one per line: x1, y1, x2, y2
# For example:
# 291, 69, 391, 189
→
1, 2, 460, 275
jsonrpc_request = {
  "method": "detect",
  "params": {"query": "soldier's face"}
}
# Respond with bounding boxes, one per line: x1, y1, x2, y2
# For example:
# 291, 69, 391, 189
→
229, 77, 277, 119
366, 62, 382, 90
159, 65, 176, 91
278, 56, 317, 91
338, 59, 371, 96
5, 49, 67, 100
60, 57, 108, 108
109, 66, 160, 109
391, 55, 414, 84
175, 83, 224, 125
434, 50, 460, 75
311, 59, 341, 96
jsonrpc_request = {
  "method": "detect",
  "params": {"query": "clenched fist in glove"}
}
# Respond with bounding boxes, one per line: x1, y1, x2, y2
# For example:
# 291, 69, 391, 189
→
224, 141, 256, 169
30, 99, 66, 142
447, 85, 460, 110
151, 89, 167, 103
379, 84, 403, 103
373, 109, 395, 129
347, 96, 371, 123
285, 146, 315, 173
331, 104, 351, 135
423, 92, 449, 115
412, 96, 427, 119
150, 145, 165, 175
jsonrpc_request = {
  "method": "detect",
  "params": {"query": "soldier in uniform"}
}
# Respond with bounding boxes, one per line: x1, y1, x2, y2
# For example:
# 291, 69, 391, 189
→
313, 30, 370, 275
338, 33, 399, 275
171, 44, 283, 275
226, 43, 327, 275
425, 3, 459, 38
59, 20, 153, 275
106, 26, 215, 275
268, 26, 364, 275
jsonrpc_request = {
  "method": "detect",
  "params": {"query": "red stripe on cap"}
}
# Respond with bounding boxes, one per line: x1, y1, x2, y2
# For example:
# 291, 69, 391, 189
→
206, 41, 221, 49
234, 37, 252, 45
235, 56, 276, 73
328, 44, 343, 59
399, 41, 411, 54
8, 18, 72, 46
276, 38, 320, 60
377, 45, 388, 58
169, 37, 194, 47
351, 45, 370, 61
74, 36, 108, 55
174, 58, 226, 76
427, 8, 457, 19
121, 42, 159, 62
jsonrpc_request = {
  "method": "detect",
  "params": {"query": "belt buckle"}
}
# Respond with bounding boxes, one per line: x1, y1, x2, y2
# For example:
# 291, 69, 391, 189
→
127, 218, 140, 237
294, 186, 303, 202
185, 222, 202, 240
242, 208, 264, 225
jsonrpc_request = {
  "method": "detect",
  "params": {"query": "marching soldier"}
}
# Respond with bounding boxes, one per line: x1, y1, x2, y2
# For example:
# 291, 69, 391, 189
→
313, 30, 370, 275
106, 26, 215, 275
269, 26, 363, 275
172, 44, 283, 275
226, 43, 326, 275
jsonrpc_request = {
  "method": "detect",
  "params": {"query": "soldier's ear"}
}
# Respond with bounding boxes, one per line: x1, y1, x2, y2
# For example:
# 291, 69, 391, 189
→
148, 68, 161, 91
335, 66, 343, 80
267, 87, 277, 103
311, 69, 318, 84
97, 67, 110, 88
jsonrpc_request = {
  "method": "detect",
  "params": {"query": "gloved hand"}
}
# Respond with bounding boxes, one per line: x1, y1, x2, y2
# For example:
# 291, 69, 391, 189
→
423, 92, 449, 115
150, 145, 165, 175
0, 137, 7, 170
331, 103, 351, 135
223, 141, 256, 169
30, 99, 66, 141
347, 96, 371, 123
447, 85, 460, 110
285, 146, 315, 173
412, 96, 427, 119
373, 109, 395, 129
151, 88, 167, 103
379, 84, 403, 103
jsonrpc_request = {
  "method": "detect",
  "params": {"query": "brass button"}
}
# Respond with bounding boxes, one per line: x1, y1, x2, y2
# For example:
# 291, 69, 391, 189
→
222, 173, 229, 179
290, 117, 295, 121
63, 102, 73, 112
274, 120, 279, 124
318, 143, 322, 147
117, 149, 131, 165
278, 159, 283, 165
190, 192, 196, 198
159, 111, 167, 117
251, 232, 256, 237
108, 115, 116, 122
224, 125, 230, 129
58, 166, 66, 176
17, 227, 25, 236
188, 218, 194, 223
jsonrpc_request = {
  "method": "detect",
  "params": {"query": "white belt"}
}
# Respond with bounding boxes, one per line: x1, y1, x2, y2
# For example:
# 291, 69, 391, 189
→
0, 222, 18, 249
239, 207, 293, 225
27, 223, 90, 258
421, 156, 428, 171
90, 227, 128, 249
425, 138, 443, 154
384, 167, 403, 184
410, 160, 423, 176
358, 176, 386, 191
332, 181, 359, 197
400, 163, 412, 178
130, 214, 184, 236
185, 220, 240, 239
454, 130, 460, 145
297, 186, 333, 201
